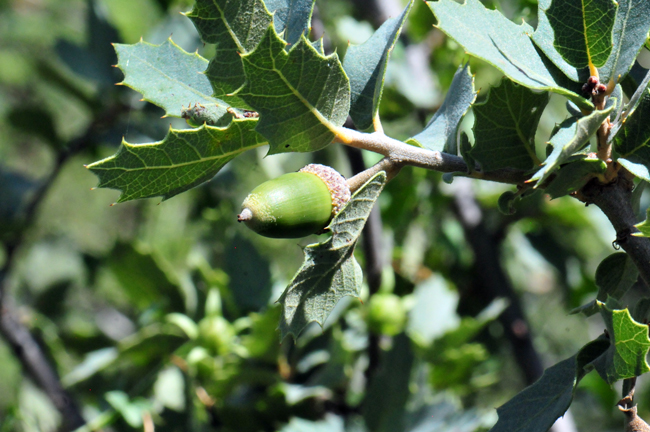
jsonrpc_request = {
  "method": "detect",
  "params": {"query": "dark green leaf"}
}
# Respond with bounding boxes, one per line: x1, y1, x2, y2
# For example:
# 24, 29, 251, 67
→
615, 85, 650, 181
599, 0, 650, 84
278, 172, 386, 340
239, 26, 350, 154
544, 158, 607, 199
87, 120, 266, 202
470, 78, 549, 171
343, 0, 413, 131
114, 39, 230, 123
265, 0, 315, 47
427, 0, 593, 110
533, 0, 616, 77
489, 338, 608, 432
408, 63, 476, 152
531, 103, 614, 186
187, 0, 274, 108
591, 302, 650, 384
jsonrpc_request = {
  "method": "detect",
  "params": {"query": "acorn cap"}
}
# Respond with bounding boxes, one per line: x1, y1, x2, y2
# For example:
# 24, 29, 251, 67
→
298, 164, 351, 216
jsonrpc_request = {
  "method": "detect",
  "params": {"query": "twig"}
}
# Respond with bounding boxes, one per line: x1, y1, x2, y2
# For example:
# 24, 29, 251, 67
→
335, 128, 528, 185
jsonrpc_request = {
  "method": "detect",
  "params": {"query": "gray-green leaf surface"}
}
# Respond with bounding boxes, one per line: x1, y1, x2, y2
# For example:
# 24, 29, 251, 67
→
408, 63, 476, 152
470, 78, 549, 171
114, 39, 230, 124
239, 26, 350, 154
428, 0, 593, 110
278, 172, 387, 340
264, 0, 315, 47
599, 0, 650, 84
87, 120, 266, 202
187, 0, 274, 108
343, 0, 413, 131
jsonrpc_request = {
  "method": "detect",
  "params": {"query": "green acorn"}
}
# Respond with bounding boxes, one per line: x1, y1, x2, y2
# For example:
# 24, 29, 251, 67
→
238, 164, 351, 239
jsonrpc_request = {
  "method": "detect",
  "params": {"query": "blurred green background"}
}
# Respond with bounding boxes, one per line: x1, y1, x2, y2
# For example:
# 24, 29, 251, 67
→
0, 0, 646, 431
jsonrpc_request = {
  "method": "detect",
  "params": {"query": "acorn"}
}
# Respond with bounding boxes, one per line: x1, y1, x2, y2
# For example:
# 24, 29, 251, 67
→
237, 164, 351, 238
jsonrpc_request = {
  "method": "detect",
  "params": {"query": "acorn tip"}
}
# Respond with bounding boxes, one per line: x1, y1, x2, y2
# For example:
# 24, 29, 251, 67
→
237, 208, 253, 222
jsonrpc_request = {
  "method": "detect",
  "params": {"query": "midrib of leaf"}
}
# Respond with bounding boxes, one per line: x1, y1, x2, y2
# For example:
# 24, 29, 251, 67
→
620, 131, 650, 157
270, 47, 337, 132
608, 4, 632, 80
505, 90, 540, 165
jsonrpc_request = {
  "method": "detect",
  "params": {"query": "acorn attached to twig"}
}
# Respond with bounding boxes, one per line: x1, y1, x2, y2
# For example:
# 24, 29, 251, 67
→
237, 164, 351, 238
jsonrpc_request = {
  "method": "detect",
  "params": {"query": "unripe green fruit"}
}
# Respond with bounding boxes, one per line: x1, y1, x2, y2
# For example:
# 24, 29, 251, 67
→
198, 316, 235, 355
238, 164, 351, 239
367, 293, 406, 336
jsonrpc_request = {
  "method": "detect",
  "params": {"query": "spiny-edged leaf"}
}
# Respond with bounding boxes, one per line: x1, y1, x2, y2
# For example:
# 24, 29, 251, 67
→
407, 63, 476, 152
591, 301, 650, 384
343, 0, 413, 131
544, 158, 607, 198
600, 0, 650, 84
533, 0, 616, 79
114, 39, 230, 123
239, 26, 350, 154
186, 0, 273, 108
265, 0, 315, 47
470, 78, 549, 172
634, 208, 650, 238
427, 0, 593, 111
87, 119, 266, 203
615, 85, 650, 182
278, 172, 387, 341
531, 103, 615, 185
489, 338, 609, 432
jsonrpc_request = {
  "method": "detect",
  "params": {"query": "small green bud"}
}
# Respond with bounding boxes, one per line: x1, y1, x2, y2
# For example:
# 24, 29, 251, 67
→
238, 164, 351, 238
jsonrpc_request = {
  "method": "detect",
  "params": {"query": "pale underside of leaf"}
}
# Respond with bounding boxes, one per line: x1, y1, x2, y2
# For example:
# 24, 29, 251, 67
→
278, 172, 387, 340
427, 0, 593, 110
343, 0, 414, 131
87, 119, 266, 202
599, 0, 650, 84
408, 63, 476, 152
239, 26, 350, 154
114, 39, 230, 123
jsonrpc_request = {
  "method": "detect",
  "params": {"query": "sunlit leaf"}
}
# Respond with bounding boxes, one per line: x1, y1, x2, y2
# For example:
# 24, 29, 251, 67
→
186, 0, 274, 108
533, 0, 616, 78
265, 0, 315, 46
591, 302, 650, 384
87, 120, 266, 202
343, 0, 413, 131
408, 63, 476, 152
599, 0, 650, 84
428, 0, 593, 110
114, 39, 230, 123
239, 26, 350, 154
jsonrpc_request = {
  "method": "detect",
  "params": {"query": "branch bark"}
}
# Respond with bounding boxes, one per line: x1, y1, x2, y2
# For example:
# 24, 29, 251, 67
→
582, 174, 650, 289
